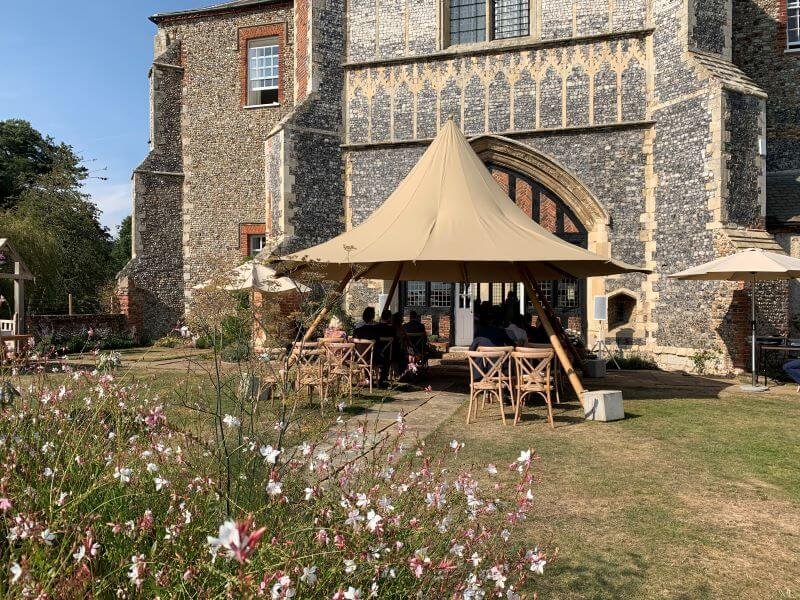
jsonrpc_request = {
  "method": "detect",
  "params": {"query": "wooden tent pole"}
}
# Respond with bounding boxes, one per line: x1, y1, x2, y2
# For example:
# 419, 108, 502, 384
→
294, 270, 354, 353
517, 265, 586, 400
383, 264, 404, 311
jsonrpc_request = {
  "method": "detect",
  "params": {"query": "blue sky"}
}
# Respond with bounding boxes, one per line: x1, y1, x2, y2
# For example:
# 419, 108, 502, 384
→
1, 1, 204, 235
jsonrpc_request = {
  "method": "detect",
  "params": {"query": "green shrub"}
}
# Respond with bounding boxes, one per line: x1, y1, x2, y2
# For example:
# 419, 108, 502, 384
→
220, 341, 250, 363
153, 334, 184, 348
611, 351, 659, 370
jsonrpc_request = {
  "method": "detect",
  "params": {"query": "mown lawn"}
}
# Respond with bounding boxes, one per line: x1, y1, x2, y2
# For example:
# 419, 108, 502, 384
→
426, 375, 800, 599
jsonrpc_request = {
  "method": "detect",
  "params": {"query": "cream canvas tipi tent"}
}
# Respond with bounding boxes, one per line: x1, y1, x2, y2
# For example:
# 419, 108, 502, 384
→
277, 120, 648, 397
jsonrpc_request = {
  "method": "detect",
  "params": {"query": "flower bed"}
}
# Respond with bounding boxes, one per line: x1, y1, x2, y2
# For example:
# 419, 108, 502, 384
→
0, 367, 547, 597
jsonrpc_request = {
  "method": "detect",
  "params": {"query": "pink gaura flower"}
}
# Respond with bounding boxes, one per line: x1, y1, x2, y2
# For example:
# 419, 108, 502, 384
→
207, 516, 266, 564
0, 497, 12, 512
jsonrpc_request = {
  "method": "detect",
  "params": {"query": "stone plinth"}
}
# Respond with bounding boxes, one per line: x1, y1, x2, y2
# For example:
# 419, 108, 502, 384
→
582, 390, 625, 422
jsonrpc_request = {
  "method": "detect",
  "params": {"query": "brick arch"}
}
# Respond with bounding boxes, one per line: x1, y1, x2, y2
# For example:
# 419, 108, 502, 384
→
469, 134, 609, 240
470, 134, 613, 343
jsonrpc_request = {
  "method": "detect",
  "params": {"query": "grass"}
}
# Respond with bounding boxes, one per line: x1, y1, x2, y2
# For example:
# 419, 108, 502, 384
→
425, 375, 800, 599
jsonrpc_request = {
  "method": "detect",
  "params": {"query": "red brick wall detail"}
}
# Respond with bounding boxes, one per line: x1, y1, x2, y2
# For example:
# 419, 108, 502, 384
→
238, 23, 286, 107
295, 0, 310, 102
239, 223, 267, 256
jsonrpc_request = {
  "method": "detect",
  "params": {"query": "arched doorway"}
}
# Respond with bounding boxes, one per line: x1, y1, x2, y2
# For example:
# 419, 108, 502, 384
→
398, 135, 608, 346
481, 163, 588, 335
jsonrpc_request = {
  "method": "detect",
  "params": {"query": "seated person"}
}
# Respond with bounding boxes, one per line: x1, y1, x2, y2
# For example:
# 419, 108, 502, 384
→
783, 359, 800, 391
324, 316, 348, 340
353, 307, 377, 339
403, 310, 427, 335
473, 311, 512, 348
505, 315, 528, 347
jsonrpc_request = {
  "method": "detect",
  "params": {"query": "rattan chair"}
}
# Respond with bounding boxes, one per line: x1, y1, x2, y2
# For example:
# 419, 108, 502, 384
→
325, 342, 356, 400
352, 338, 375, 392
511, 349, 555, 428
476, 345, 515, 408
466, 350, 509, 425
524, 343, 562, 404
295, 346, 327, 412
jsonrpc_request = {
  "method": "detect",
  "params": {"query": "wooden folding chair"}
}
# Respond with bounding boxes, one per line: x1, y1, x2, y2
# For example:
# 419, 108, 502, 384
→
352, 338, 375, 392
466, 350, 509, 425
476, 345, 515, 408
257, 347, 287, 406
524, 343, 562, 403
295, 347, 327, 412
325, 342, 356, 400
512, 349, 555, 428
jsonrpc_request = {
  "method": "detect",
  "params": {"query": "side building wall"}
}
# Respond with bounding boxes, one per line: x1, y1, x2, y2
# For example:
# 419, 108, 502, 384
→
266, 0, 346, 253
119, 5, 298, 341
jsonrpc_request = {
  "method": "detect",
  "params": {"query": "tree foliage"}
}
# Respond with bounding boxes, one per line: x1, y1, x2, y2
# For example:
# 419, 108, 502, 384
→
0, 120, 116, 314
110, 215, 132, 274
0, 119, 88, 209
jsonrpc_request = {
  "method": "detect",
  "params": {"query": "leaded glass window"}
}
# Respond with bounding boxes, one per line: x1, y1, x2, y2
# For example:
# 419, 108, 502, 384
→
493, 0, 529, 39
406, 281, 426, 307
430, 282, 453, 307
449, 0, 487, 44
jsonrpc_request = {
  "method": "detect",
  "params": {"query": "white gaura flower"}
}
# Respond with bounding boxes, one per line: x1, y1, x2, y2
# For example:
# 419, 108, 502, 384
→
113, 466, 132, 483
299, 441, 312, 456
266, 479, 282, 496
343, 587, 361, 600
146, 463, 158, 473
343, 558, 357, 574
304, 487, 314, 501
470, 552, 482, 567
40, 529, 56, 545
365, 510, 382, 533
500, 529, 511, 542
207, 520, 239, 562
300, 565, 318, 585
222, 414, 240, 428
10, 562, 22, 583
259, 445, 281, 464
516, 449, 532, 473
73, 545, 87, 562
486, 464, 498, 475
43, 467, 54, 478
154, 477, 169, 492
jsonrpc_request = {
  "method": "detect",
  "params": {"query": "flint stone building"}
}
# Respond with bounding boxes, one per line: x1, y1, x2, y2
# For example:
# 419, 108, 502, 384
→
119, 0, 800, 373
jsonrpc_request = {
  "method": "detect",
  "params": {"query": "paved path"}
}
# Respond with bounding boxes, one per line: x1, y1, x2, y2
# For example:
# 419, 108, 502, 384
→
314, 382, 466, 475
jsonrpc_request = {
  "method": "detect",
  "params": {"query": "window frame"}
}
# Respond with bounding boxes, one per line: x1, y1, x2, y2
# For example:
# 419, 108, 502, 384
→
444, 0, 532, 48
238, 24, 284, 109
788, 0, 800, 51
246, 37, 280, 107
402, 281, 454, 311
248, 233, 267, 257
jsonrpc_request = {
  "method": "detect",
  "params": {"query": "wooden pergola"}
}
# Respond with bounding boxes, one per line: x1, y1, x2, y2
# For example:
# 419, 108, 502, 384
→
0, 238, 34, 337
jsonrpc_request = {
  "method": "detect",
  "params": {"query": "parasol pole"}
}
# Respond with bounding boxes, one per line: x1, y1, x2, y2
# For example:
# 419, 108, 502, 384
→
751, 272, 757, 389
518, 264, 587, 400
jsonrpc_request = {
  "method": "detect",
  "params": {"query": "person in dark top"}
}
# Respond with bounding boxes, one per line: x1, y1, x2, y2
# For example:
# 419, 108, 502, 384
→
473, 312, 512, 347
354, 308, 394, 386
403, 310, 427, 336
354, 307, 375, 330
